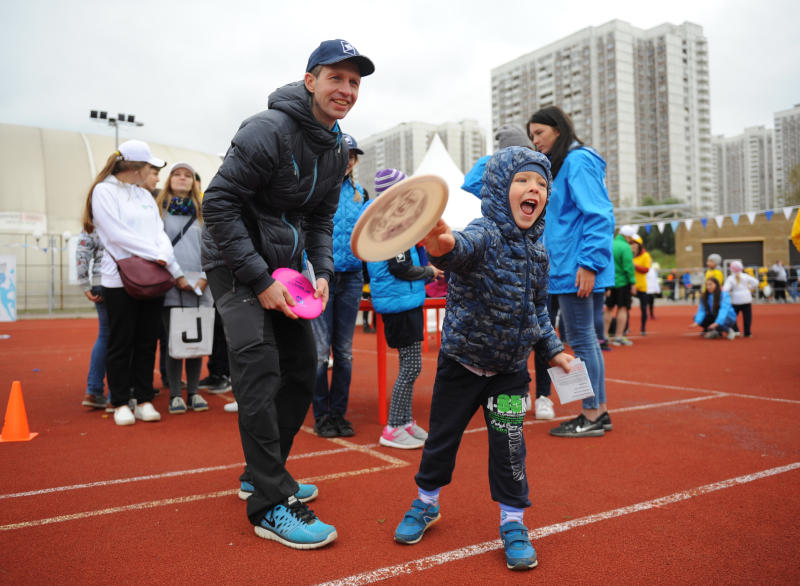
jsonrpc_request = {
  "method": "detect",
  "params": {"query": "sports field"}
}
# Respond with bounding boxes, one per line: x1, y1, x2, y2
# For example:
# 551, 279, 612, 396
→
0, 302, 798, 583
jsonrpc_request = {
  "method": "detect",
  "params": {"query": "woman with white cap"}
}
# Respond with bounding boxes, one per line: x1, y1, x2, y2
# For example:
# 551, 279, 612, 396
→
155, 162, 212, 413
82, 140, 184, 426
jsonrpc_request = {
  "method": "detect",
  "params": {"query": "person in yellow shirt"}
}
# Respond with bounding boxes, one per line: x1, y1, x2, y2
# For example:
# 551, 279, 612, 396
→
631, 235, 652, 335
791, 210, 800, 253
704, 253, 724, 293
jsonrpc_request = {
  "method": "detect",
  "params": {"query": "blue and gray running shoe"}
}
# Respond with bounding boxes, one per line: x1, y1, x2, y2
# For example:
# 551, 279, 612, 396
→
254, 496, 337, 549
394, 498, 441, 544
239, 481, 318, 503
499, 521, 538, 570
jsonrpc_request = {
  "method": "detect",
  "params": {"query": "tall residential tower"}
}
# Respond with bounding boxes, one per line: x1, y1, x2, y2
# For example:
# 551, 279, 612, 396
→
491, 20, 713, 213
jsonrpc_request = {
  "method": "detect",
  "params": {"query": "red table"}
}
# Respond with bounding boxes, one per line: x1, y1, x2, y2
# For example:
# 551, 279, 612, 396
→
359, 297, 447, 425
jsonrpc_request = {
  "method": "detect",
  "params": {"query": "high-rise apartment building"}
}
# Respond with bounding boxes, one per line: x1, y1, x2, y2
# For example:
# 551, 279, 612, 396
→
356, 120, 486, 188
712, 127, 775, 214
774, 103, 800, 204
491, 19, 713, 213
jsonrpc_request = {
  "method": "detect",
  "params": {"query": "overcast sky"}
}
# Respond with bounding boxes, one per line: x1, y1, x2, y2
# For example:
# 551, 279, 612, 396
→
2, 0, 799, 156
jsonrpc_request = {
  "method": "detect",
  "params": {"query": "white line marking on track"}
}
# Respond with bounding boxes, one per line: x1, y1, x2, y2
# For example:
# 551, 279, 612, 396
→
0, 443, 385, 501
319, 462, 800, 586
0, 463, 407, 532
608, 377, 800, 405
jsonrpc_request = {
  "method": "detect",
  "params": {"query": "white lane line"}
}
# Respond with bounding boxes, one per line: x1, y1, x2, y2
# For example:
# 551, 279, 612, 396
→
319, 461, 800, 586
0, 463, 408, 532
608, 378, 800, 404
0, 444, 373, 501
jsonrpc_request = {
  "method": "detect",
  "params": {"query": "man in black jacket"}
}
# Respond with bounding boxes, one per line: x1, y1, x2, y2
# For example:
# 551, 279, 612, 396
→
202, 39, 374, 550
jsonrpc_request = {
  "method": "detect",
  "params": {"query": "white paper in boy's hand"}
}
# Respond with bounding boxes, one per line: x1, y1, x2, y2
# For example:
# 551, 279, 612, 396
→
547, 358, 595, 404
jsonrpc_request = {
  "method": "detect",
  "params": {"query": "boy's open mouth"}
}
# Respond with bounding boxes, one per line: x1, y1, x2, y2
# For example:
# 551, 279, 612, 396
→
520, 198, 539, 216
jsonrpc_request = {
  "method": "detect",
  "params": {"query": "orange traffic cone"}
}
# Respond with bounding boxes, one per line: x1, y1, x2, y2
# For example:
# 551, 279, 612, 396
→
0, 381, 38, 442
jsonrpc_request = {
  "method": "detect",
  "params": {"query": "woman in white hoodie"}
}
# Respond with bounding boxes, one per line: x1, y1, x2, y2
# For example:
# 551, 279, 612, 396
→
723, 260, 759, 337
82, 140, 184, 426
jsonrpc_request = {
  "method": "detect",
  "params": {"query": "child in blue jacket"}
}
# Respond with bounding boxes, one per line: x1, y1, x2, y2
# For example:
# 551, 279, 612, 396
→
392, 147, 573, 571
368, 168, 443, 449
690, 276, 737, 339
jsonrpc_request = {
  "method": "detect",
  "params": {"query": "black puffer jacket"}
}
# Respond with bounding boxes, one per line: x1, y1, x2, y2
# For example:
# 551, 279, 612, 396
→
202, 81, 348, 294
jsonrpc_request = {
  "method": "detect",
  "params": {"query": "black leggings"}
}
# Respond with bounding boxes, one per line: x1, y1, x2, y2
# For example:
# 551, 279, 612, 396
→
636, 291, 649, 333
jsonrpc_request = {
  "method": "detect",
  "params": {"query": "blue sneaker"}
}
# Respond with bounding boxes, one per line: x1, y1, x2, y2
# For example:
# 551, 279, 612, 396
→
394, 498, 441, 544
254, 496, 337, 549
238, 481, 318, 503
500, 521, 537, 570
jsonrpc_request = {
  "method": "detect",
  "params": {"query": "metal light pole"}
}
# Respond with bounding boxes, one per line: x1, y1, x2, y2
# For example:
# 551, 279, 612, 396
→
89, 110, 144, 148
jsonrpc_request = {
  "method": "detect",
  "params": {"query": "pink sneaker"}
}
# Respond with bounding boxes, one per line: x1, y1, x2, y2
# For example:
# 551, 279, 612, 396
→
379, 425, 424, 449
404, 421, 428, 441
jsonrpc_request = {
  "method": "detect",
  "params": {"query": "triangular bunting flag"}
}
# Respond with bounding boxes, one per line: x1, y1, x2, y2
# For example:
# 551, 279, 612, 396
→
731, 213, 740, 226
657, 222, 665, 233
670, 221, 678, 232
684, 219, 694, 231
645, 223, 652, 234
700, 218, 708, 229
714, 215, 725, 228
764, 210, 774, 221
746, 212, 757, 224
783, 207, 793, 220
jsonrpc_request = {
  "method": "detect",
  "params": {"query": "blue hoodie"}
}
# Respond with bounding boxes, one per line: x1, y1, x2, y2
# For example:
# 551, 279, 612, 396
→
430, 147, 564, 373
543, 146, 614, 294
332, 178, 367, 272
694, 290, 736, 328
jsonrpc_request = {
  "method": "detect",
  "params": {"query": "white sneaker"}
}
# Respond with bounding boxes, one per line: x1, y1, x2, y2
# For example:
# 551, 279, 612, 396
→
379, 425, 424, 449
223, 401, 238, 413
404, 421, 428, 440
726, 330, 737, 340
114, 405, 135, 426
134, 401, 161, 422
535, 396, 555, 420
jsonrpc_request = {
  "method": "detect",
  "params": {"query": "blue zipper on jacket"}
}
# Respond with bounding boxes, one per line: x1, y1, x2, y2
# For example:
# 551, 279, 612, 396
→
281, 212, 298, 259
301, 161, 318, 205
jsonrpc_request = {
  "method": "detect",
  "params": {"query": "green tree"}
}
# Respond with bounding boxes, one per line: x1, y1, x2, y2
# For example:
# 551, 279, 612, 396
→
786, 164, 800, 206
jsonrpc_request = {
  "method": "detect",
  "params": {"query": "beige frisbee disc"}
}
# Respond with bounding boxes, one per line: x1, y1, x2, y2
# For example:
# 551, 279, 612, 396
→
351, 174, 448, 262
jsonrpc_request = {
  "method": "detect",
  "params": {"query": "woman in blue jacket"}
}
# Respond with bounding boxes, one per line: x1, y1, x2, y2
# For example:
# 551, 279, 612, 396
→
312, 134, 368, 438
367, 168, 441, 449
528, 106, 615, 438
690, 277, 737, 339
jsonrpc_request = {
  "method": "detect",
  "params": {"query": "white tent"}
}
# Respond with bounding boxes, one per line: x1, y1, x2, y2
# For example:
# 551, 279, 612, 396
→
413, 134, 482, 231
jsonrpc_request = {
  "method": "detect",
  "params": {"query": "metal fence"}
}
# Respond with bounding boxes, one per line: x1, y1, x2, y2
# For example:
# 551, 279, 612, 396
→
0, 232, 87, 314
1, 231, 794, 317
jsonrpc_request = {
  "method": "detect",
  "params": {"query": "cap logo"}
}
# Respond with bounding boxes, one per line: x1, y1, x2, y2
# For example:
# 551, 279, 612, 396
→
340, 41, 357, 57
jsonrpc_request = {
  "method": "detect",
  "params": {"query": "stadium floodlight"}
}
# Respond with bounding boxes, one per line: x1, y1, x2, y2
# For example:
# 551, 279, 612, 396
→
89, 109, 145, 148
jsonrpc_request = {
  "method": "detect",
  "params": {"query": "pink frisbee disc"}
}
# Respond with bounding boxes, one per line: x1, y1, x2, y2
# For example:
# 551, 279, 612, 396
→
272, 268, 323, 319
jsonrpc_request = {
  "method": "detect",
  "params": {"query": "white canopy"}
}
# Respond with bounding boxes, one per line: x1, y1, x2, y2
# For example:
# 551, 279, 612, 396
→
413, 134, 481, 231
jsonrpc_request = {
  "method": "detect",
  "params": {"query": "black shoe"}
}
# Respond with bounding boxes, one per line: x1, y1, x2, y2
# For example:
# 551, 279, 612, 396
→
200, 375, 232, 394
599, 340, 612, 351
314, 415, 339, 438
332, 413, 354, 437
596, 411, 613, 431
549, 414, 605, 437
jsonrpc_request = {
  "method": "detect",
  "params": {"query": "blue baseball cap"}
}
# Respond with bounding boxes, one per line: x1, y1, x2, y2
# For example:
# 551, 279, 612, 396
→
306, 39, 375, 77
342, 134, 364, 155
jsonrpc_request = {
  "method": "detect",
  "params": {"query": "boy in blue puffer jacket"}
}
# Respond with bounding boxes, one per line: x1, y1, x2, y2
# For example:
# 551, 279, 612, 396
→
392, 147, 573, 571
367, 168, 443, 449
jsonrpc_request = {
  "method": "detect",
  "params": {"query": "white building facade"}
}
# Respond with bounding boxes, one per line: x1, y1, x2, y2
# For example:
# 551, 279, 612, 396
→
774, 103, 800, 205
712, 127, 775, 214
491, 19, 713, 213
356, 120, 486, 191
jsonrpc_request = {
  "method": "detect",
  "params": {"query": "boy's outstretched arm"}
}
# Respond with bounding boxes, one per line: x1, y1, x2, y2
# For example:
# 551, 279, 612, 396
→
421, 219, 455, 257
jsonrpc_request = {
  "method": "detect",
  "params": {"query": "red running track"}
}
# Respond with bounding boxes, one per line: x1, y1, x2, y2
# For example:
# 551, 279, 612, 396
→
0, 303, 798, 584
